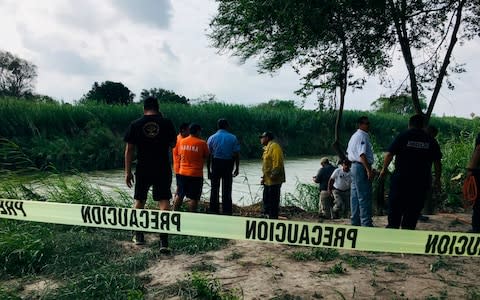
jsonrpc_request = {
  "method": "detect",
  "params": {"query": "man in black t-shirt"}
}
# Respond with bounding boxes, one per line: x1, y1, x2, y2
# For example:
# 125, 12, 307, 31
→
379, 114, 442, 229
124, 97, 176, 248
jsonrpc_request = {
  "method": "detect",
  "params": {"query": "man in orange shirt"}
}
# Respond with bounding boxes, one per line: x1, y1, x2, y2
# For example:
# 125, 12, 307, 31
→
172, 122, 189, 210
176, 123, 209, 212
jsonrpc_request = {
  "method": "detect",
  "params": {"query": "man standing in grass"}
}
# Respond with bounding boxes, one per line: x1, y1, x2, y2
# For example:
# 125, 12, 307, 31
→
124, 97, 176, 250
313, 157, 336, 219
328, 159, 352, 219
379, 114, 442, 230
260, 131, 285, 219
172, 122, 190, 211
176, 123, 210, 212
346, 116, 374, 227
207, 118, 240, 215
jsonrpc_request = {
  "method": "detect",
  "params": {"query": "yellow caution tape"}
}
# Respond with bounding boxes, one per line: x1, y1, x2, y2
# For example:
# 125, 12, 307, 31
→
0, 199, 479, 257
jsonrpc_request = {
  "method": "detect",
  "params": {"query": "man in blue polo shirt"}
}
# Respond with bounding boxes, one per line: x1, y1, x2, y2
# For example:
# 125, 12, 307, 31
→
207, 119, 240, 215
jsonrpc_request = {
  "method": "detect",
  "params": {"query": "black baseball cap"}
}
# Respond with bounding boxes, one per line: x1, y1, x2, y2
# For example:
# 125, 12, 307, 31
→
259, 131, 274, 139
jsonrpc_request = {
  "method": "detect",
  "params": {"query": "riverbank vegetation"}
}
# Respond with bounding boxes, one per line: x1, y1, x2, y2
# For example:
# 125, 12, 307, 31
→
1, 96, 479, 211
1, 96, 479, 297
0, 174, 232, 299
1, 96, 478, 169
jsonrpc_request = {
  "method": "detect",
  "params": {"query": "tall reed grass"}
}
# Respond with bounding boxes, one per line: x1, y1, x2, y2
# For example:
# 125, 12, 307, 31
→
0, 170, 229, 299
1, 97, 479, 173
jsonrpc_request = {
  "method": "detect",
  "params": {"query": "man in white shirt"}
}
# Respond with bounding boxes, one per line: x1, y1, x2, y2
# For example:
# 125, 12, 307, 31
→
346, 116, 374, 226
328, 159, 352, 218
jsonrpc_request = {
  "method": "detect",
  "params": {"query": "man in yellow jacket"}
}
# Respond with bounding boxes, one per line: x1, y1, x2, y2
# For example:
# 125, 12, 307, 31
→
260, 131, 285, 219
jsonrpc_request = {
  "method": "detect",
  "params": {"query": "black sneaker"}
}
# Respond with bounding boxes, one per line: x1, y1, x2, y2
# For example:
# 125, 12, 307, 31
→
132, 232, 145, 245
159, 246, 172, 254
159, 234, 171, 254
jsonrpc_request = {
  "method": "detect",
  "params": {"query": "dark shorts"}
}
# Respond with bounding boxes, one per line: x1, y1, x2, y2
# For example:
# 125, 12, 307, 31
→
178, 175, 203, 200
176, 174, 186, 199
134, 172, 172, 201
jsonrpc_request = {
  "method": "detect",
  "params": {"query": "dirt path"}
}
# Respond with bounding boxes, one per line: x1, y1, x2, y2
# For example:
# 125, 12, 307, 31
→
141, 213, 479, 299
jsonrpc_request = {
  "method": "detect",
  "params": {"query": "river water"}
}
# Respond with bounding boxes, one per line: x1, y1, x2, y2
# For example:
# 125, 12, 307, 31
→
87, 157, 325, 206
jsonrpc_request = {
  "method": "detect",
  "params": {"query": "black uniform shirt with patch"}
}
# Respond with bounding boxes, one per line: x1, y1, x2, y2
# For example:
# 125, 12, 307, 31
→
124, 114, 176, 175
387, 128, 442, 187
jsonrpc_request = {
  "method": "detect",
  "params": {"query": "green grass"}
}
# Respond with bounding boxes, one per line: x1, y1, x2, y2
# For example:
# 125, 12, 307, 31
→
225, 250, 244, 261
340, 254, 377, 268
327, 262, 346, 274
430, 257, 450, 273
0, 287, 21, 300
163, 272, 240, 300
290, 248, 340, 262
2, 97, 480, 210
283, 181, 319, 213
0, 172, 230, 299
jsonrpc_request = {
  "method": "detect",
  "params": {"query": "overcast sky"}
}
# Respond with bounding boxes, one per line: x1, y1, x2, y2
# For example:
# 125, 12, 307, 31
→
1, 0, 479, 118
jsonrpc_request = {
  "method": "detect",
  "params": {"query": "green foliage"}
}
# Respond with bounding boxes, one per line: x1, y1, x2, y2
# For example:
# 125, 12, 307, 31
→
170, 235, 229, 255
385, 1, 480, 118
42, 264, 146, 300
175, 272, 240, 300
140, 87, 189, 105
0, 172, 231, 299
209, 1, 392, 108
254, 99, 299, 110
430, 256, 449, 273
438, 128, 478, 209
466, 288, 480, 300
283, 181, 319, 212
1, 97, 480, 177
327, 262, 346, 274
0, 287, 21, 300
81, 81, 135, 105
0, 222, 52, 276
340, 254, 377, 268
0, 175, 134, 280
371, 94, 427, 114
290, 247, 340, 262
0, 50, 37, 97
225, 250, 243, 261
189, 261, 217, 273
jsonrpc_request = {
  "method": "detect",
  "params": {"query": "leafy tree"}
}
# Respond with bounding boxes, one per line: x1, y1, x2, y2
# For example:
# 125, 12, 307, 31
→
139, 88, 189, 105
255, 99, 299, 110
385, 0, 480, 122
209, 0, 392, 158
0, 50, 37, 97
191, 93, 218, 105
81, 81, 135, 105
371, 94, 427, 114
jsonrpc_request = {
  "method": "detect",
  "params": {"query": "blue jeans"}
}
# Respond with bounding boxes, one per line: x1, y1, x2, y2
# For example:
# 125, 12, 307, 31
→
350, 163, 373, 226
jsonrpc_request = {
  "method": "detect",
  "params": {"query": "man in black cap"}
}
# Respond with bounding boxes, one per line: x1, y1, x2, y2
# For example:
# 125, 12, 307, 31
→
259, 131, 285, 219
124, 96, 176, 251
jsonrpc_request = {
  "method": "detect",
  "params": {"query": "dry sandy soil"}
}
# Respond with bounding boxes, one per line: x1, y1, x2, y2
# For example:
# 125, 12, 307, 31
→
139, 212, 480, 300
